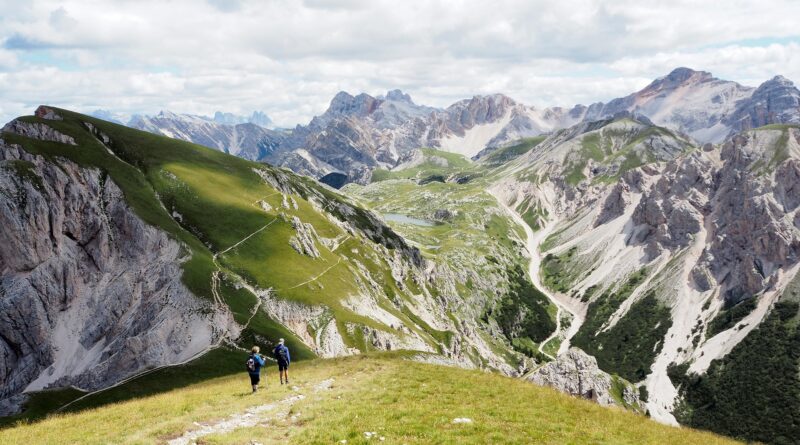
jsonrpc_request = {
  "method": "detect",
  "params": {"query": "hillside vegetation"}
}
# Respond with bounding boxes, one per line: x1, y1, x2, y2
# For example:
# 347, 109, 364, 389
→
347, 148, 556, 363
0, 108, 471, 423
0, 355, 741, 445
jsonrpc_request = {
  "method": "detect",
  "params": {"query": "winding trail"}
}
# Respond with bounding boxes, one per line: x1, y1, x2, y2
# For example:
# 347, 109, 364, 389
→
167, 378, 335, 445
495, 199, 584, 359
281, 258, 342, 291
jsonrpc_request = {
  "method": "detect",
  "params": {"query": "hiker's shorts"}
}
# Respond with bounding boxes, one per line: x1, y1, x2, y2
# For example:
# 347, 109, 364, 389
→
278, 361, 289, 371
249, 373, 260, 385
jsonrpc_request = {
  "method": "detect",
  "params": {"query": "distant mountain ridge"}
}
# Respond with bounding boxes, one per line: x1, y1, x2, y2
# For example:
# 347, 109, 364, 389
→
94, 68, 800, 186
126, 111, 286, 161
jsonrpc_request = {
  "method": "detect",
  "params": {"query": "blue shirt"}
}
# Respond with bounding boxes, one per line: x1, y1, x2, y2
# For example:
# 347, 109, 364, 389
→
249, 354, 265, 374
273, 344, 291, 363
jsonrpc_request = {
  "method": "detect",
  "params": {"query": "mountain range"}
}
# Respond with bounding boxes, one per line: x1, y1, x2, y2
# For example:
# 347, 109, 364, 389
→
2, 68, 800, 444
111, 68, 800, 187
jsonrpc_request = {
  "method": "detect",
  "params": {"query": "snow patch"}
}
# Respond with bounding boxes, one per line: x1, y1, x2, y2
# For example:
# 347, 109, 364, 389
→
438, 112, 512, 157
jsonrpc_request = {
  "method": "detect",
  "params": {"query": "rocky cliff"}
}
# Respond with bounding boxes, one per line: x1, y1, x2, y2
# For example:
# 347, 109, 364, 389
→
493, 116, 800, 427
0, 123, 237, 414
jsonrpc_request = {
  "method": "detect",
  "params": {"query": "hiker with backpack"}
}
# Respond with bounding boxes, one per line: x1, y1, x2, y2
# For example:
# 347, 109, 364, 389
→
273, 338, 291, 385
246, 346, 266, 393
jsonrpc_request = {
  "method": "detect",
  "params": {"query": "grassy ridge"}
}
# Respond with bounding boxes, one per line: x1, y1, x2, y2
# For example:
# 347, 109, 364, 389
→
0, 355, 740, 445
479, 136, 546, 167
371, 148, 474, 182
3, 109, 443, 349
0, 109, 463, 424
2, 110, 319, 354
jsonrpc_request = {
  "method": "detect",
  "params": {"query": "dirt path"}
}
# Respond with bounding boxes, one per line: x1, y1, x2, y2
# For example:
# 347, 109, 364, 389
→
281, 258, 341, 290
494, 198, 584, 358
167, 379, 335, 445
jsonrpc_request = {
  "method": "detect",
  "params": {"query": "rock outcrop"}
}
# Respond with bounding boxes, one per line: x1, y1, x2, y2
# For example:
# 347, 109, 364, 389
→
288, 215, 321, 258
526, 348, 641, 409
2, 119, 76, 145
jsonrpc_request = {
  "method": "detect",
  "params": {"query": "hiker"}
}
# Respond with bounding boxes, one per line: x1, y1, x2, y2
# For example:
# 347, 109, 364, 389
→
246, 346, 266, 393
273, 338, 291, 385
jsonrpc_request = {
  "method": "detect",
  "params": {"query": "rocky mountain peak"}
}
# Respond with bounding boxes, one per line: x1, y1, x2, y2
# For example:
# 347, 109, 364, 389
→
754, 74, 799, 94
727, 73, 800, 131
766, 74, 793, 86
325, 91, 381, 118
212, 110, 273, 128
449, 93, 516, 121
249, 111, 273, 128
156, 110, 181, 119
384, 89, 414, 104
645, 67, 715, 92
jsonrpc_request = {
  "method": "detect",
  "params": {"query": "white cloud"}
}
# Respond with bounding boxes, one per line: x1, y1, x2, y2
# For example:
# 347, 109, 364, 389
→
0, 0, 799, 126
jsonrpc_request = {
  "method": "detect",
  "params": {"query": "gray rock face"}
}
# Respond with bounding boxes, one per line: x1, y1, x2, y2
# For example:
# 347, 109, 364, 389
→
708, 133, 800, 303
288, 215, 321, 258
728, 75, 800, 132
34, 105, 63, 121
774, 159, 800, 212
2, 119, 76, 145
631, 150, 712, 257
0, 141, 235, 414
595, 182, 629, 227
628, 128, 800, 303
526, 348, 641, 409
691, 266, 714, 292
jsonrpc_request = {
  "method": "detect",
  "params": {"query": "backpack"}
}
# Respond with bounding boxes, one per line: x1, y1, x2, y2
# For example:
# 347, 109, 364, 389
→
276, 346, 289, 363
246, 355, 256, 372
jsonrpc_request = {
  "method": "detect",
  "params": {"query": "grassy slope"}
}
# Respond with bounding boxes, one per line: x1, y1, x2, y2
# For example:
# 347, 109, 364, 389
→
371, 148, 474, 182
0, 355, 740, 445
479, 136, 546, 167
3, 109, 438, 343
0, 109, 451, 422
7, 110, 358, 343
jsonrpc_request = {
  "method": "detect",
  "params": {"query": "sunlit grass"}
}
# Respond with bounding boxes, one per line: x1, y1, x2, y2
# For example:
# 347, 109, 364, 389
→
0, 354, 742, 445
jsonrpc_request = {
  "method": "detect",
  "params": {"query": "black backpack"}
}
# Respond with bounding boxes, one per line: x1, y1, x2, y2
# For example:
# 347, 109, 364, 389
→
276, 346, 289, 362
245, 355, 256, 372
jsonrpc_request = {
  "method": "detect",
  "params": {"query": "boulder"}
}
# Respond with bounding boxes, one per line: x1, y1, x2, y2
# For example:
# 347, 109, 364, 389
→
526, 348, 642, 410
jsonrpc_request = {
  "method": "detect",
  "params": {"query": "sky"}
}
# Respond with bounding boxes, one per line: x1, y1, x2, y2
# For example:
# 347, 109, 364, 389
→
1, 0, 799, 127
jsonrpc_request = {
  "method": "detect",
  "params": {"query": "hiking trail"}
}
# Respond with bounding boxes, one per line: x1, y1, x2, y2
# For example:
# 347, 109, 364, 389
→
167, 379, 335, 445
494, 197, 584, 359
